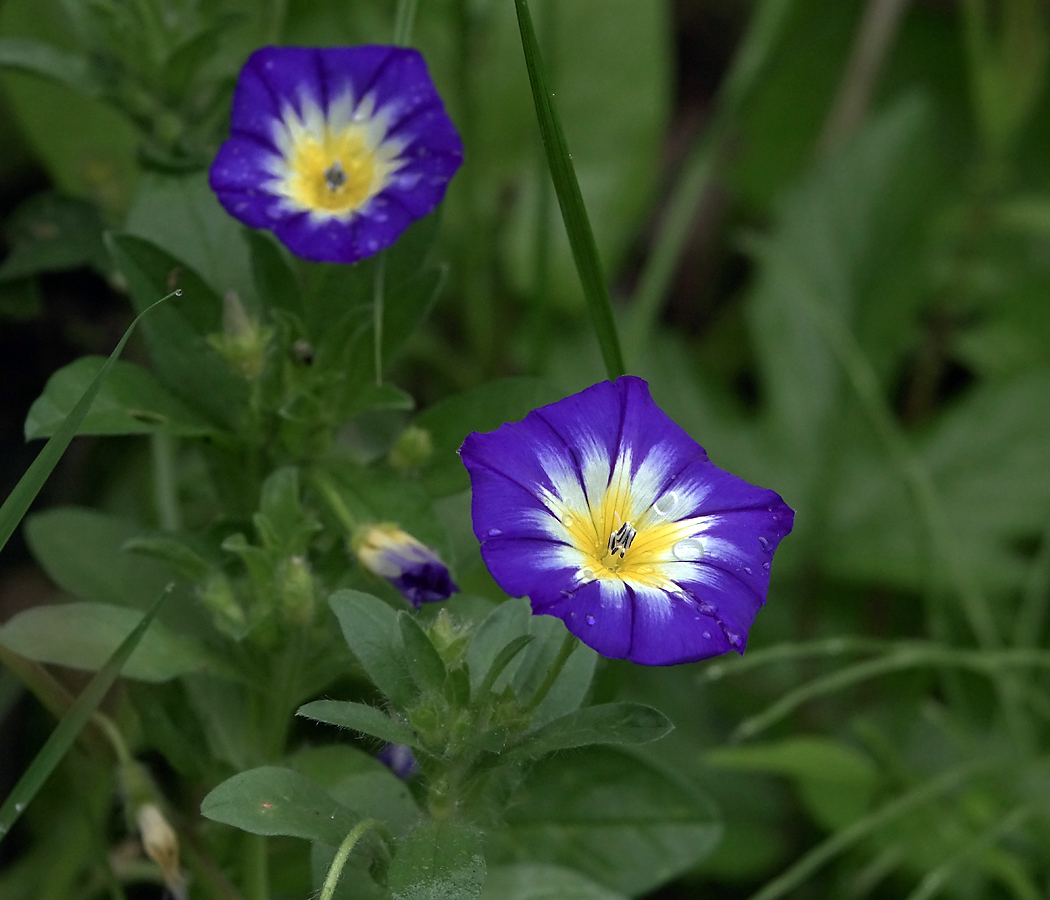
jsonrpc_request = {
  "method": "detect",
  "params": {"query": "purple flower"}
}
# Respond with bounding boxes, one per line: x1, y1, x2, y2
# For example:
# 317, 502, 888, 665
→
377, 743, 419, 780
209, 46, 463, 264
459, 376, 794, 666
352, 524, 458, 608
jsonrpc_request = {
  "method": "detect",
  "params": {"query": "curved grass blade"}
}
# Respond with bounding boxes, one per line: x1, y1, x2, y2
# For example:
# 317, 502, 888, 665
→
0, 585, 172, 842
0, 289, 178, 555
513, 0, 625, 379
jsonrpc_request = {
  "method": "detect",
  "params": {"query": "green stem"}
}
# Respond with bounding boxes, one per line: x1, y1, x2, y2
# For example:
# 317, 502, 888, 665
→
241, 833, 268, 900
268, 0, 288, 43
1012, 513, 1050, 649
514, 0, 625, 380
528, 0, 555, 374
393, 0, 420, 46
150, 433, 181, 532
527, 630, 579, 712
319, 819, 382, 900
310, 471, 359, 536
373, 252, 386, 387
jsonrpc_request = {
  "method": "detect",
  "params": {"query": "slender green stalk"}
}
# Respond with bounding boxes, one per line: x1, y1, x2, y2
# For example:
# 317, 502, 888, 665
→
747, 762, 985, 900
311, 471, 359, 535
527, 630, 579, 712
699, 635, 892, 682
320, 819, 381, 900
242, 834, 268, 900
627, 0, 797, 356
150, 433, 181, 532
903, 805, 1033, 900
528, 0, 555, 374
731, 645, 1050, 742
0, 586, 172, 840
373, 252, 387, 387
0, 290, 178, 556
393, 0, 420, 46
514, 0, 625, 379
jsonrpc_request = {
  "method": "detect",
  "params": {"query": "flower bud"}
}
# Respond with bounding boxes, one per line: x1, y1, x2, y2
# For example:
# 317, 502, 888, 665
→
280, 555, 315, 625
389, 425, 433, 472
137, 803, 186, 899
207, 290, 272, 380
351, 524, 458, 608
376, 743, 419, 780
200, 573, 247, 637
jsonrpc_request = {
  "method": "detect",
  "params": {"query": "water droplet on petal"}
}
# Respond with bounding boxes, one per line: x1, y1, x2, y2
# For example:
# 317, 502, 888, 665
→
586, 614, 596, 626
652, 491, 679, 519
698, 600, 716, 616
561, 515, 574, 528
725, 630, 742, 648
703, 631, 711, 639
639, 565, 653, 574
743, 566, 753, 575
759, 535, 772, 552
762, 561, 771, 571
488, 528, 503, 537
672, 538, 704, 561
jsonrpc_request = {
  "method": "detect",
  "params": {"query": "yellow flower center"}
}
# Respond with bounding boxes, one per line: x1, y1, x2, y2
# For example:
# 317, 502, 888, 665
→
560, 482, 703, 590
284, 126, 387, 214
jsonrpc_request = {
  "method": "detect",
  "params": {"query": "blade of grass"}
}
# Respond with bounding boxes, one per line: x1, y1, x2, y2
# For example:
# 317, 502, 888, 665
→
513, 0, 625, 380
626, 0, 798, 359
0, 289, 179, 556
0, 585, 172, 841
747, 761, 986, 900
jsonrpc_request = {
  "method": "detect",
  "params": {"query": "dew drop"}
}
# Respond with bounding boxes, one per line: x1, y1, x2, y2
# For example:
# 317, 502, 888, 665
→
578, 567, 595, 583
725, 630, 743, 648
173, 288, 183, 296
743, 566, 753, 575
487, 528, 503, 537
652, 491, 679, 519
14, 802, 24, 813
585, 614, 596, 626
561, 515, 574, 528
639, 565, 654, 574
698, 600, 716, 616
703, 631, 711, 639
672, 538, 704, 561
759, 535, 772, 552
560, 589, 573, 599
762, 561, 771, 571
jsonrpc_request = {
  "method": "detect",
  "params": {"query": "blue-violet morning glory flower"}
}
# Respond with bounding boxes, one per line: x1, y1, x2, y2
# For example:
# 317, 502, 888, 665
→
459, 376, 794, 666
209, 46, 463, 263
377, 743, 419, 780
352, 524, 458, 608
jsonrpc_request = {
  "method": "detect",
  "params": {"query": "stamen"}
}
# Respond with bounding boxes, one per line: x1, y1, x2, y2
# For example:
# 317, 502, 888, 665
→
324, 161, 348, 191
607, 521, 636, 559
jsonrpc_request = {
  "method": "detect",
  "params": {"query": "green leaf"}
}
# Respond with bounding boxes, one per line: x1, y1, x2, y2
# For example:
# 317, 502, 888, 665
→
25, 356, 220, 439
477, 635, 534, 697
105, 232, 248, 425
510, 703, 673, 759
481, 865, 628, 900
124, 172, 256, 305
414, 379, 563, 496
25, 508, 180, 609
247, 228, 302, 317
0, 602, 212, 682
705, 737, 880, 831
0, 291, 169, 557
491, 747, 721, 896
467, 598, 532, 694
399, 613, 447, 694
297, 700, 420, 749
0, 37, 99, 94
200, 766, 360, 846
0, 191, 108, 281
329, 590, 416, 707
290, 745, 423, 837
513, 0, 624, 379
388, 821, 486, 900
0, 587, 170, 841
122, 536, 213, 583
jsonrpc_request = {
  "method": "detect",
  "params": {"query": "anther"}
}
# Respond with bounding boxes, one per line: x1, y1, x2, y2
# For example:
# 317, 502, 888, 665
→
607, 521, 636, 558
324, 161, 348, 191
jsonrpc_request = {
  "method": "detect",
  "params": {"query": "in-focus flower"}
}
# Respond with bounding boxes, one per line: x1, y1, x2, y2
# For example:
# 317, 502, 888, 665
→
352, 524, 458, 608
210, 46, 463, 263
459, 376, 794, 666
377, 743, 419, 780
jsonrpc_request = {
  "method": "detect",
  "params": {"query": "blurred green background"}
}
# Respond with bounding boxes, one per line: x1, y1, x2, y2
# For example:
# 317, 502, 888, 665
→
3, 0, 1050, 897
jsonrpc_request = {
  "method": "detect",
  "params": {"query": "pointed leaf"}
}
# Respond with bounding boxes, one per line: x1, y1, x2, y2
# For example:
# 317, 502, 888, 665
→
200, 766, 359, 846
297, 700, 420, 749
509, 703, 673, 759
398, 612, 446, 693
388, 821, 486, 900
